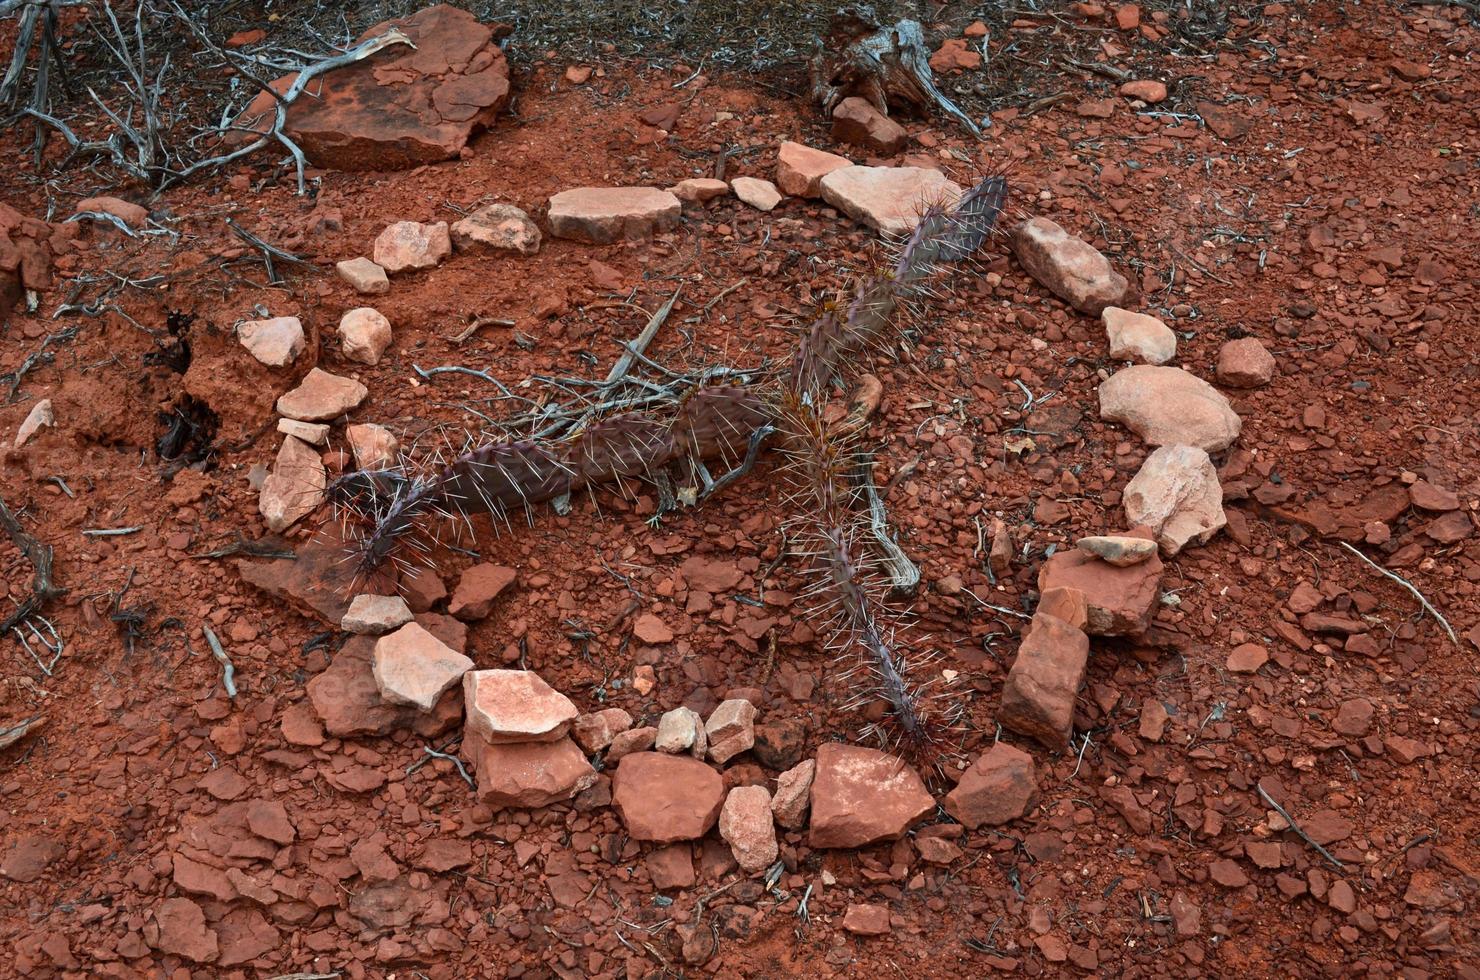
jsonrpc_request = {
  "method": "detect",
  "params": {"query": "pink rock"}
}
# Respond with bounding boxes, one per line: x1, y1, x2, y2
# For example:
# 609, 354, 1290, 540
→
450, 203, 541, 255
1103, 307, 1176, 364
1098, 365, 1242, 451
669, 178, 730, 203
818, 165, 963, 236
463, 668, 577, 743
74, 195, 148, 229
546, 187, 681, 244
775, 141, 852, 198
719, 785, 777, 872
729, 176, 782, 212
1038, 546, 1163, 636
308, 637, 462, 737
276, 418, 328, 444
1123, 445, 1226, 555
1119, 79, 1168, 103
573, 707, 634, 753
372, 622, 473, 712
1013, 217, 1129, 315
148, 898, 218, 963
238, 316, 305, 367
1075, 535, 1158, 567
611, 752, 726, 842
275, 368, 368, 422
831, 96, 906, 155
771, 759, 814, 829
341, 594, 414, 635
808, 743, 933, 848
704, 698, 757, 765
374, 220, 451, 273
335, 257, 389, 294
999, 613, 1090, 749
633, 612, 674, 644
944, 742, 1040, 827
842, 903, 891, 936
655, 706, 707, 757
1216, 337, 1276, 387
929, 38, 982, 72
464, 734, 596, 809
345, 422, 399, 470
338, 307, 393, 365
13, 399, 53, 448
232, 5, 510, 171
448, 563, 517, 620
258, 435, 326, 532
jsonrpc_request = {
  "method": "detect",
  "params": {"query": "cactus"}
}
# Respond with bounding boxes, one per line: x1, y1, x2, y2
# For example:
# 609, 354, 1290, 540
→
327, 173, 1009, 736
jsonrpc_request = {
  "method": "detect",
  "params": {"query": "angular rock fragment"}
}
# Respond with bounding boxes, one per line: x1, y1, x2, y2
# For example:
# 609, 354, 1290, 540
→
808, 743, 933, 848
238, 316, 305, 367
1075, 535, 1158, 567
611, 752, 725, 842
1123, 445, 1226, 555
1103, 307, 1176, 364
831, 96, 907, 154
771, 759, 815, 829
258, 435, 326, 532
464, 734, 596, 809
944, 742, 1039, 827
669, 178, 730, 203
448, 563, 517, 620
450, 203, 541, 255
276, 368, 368, 422
776, 141, 851, 197
1216, 337, 1276, 387
1038, 547, 1163, 636
336, 257, 390, 294
572, 708, 633, 753
656, 706, 707, 758
374, 221, 451, 273
705, 698, 757, 764
338, 307, 393, 365
372, 622, 473, 711
719, 785, 778, 873
13, 399, 53, 448
463, 669, 577, 744
1013, 217, 1128, 315
342, 594, 414, 635
998, 612, 1090, 750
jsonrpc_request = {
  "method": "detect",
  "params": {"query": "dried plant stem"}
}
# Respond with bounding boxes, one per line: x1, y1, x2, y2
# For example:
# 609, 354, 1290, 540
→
1337, 542, 1457, 646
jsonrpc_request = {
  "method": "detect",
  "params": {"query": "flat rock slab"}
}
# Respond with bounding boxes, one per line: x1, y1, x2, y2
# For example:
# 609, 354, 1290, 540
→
463, 669, 577, 743
235, 5, 510, 170
1038, 547, 1163, 636
808, 742, 934, 848
236, 525, 394, 626
450, 203, 541, 255
547, 187, 681, 244
373, 221, 450, 273
276, 368, 368, 422
464, 735, 596, 809
611, 752, 725, 842
1014, 217, 1129, 315
1098, 365, 1242, 451
238, 316, 305, 367
372, 622, 473, 711
819, 166, 963, 237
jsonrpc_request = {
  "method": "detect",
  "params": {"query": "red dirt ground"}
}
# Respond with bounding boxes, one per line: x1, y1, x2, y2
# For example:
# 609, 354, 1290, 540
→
1, 2, 1477, 978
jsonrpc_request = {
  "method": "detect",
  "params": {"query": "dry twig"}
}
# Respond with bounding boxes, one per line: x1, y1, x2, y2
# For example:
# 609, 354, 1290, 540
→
1337, 541, 1458, 646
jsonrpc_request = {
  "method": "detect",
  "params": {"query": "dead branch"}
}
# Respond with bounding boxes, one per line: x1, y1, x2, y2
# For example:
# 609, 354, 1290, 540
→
0, 494, 65, 637
1337, 541, 1458, 646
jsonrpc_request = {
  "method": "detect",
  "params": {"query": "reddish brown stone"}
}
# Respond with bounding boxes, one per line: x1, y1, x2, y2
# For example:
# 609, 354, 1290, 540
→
943, 742, 1039, 828
1038, 547, 1163, 636
235, 5, 511, 170
999, 613, 1090, 749
808, 743, 933, 848
611, 752, 725, 842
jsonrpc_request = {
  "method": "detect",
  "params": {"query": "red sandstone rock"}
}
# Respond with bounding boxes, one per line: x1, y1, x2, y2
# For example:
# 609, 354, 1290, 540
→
808, 743, 933, 848
1037, 547, 1163, 636
999, 612, 1090, 750
611, 752, 725, 842
944, 742, 1040, 827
